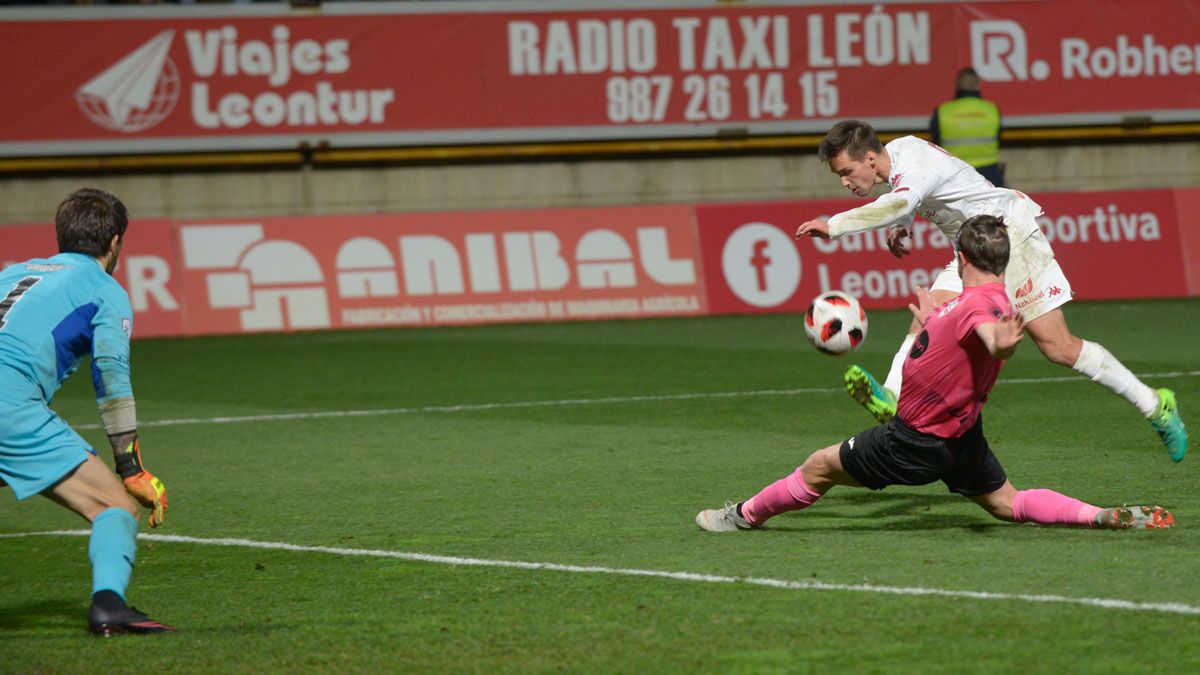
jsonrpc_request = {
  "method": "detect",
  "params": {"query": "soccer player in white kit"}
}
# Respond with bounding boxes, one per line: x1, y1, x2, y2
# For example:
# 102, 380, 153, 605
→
794, 120, 1187, 462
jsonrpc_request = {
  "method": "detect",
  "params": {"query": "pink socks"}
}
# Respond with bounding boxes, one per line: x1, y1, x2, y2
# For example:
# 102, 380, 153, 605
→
741, 467, 824, 526
1012, 488, 1102, 527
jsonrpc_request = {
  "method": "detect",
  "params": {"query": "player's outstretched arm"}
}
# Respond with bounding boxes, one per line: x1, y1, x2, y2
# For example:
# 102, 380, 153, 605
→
794, 219, 831, 239
975, 314, 1026, 360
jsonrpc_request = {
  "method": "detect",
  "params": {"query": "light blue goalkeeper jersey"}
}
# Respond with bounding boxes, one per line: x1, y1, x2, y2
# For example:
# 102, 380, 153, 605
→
0, 252, 134, 404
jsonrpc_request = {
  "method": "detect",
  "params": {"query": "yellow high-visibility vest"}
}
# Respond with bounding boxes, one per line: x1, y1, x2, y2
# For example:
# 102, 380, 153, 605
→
936, 97, 1000, 168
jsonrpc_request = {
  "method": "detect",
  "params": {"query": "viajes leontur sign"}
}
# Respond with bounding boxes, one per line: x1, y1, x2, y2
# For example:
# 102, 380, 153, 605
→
1, 1, 1198, 155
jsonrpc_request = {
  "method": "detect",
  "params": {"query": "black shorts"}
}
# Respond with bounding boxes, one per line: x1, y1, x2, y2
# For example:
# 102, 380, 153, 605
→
838, 416, 1007, 497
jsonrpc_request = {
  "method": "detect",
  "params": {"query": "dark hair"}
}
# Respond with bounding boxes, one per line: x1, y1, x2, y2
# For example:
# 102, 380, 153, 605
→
957, 215, 1009, 276
55, 188, 128, 258
956, 68, 981, 91
818, 120, 883, 167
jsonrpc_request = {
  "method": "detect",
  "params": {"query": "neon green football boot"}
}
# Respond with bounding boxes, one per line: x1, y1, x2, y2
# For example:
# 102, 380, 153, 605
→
1150, 388, 1187, 462
844, 365, 897, 425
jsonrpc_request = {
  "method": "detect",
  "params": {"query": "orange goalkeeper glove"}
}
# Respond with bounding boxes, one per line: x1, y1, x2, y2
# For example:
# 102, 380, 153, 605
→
112, 436, 168, 528
123, 470, 167, 528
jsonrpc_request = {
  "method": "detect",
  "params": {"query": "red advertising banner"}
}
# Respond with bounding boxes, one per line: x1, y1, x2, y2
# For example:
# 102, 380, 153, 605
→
695, 189, 1192, 315
0, 220, 183, 337
2, 0, 1198, 156
696, 199, 957, 314
174, 205, 705, 334
2, 188, 1195, 339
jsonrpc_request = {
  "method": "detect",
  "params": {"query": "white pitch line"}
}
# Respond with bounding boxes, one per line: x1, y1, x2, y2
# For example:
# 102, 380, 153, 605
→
3, 530, 1198, 617
69, 369, 1200, 431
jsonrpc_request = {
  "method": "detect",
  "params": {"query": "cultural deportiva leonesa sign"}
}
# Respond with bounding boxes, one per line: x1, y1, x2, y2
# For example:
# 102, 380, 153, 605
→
1, 0, 1199, 156
3, 188, 1199, 338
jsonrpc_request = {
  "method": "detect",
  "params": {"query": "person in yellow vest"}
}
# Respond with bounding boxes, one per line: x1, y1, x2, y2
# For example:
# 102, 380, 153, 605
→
930, 68, 1005, 187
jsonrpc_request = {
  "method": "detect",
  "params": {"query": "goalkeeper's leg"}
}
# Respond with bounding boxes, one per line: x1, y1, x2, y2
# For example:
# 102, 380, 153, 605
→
44, 453, 174, 634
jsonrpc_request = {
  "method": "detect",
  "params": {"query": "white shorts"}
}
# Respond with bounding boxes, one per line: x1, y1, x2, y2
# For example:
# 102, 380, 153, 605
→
930, 223, 1072, 322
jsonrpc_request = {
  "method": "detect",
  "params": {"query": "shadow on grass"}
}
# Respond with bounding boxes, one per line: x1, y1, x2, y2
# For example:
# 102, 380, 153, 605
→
0, 598, 82, 632
763, 492, 1008, 533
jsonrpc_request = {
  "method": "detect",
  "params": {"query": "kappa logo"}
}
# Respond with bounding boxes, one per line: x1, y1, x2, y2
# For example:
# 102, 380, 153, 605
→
969, 20, 1050, 82
76, 30, 181, 133
1048, 286, 1062, 297
889, 173, 903, 187
1014, 277, 1034, 298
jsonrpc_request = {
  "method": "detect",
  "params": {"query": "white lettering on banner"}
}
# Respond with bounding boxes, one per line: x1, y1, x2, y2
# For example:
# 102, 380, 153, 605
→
817, 263, 944, 300
508, 19, 658, 75
1062, 35, 1200, 79
1037, 207, 1162, 244
192, 82, 394, 129
672, 16, 790, 71
181, 24, 394, 130
182, 223, 695, 330
183, 25, 348, 87
336, 238, 399, 298
124, 256, 179, 311
808, 8, 930, 67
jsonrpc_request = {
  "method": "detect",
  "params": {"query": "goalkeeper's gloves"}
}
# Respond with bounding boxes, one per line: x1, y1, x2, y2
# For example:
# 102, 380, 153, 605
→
123, 470, 167, 528
112, 436, 168, 528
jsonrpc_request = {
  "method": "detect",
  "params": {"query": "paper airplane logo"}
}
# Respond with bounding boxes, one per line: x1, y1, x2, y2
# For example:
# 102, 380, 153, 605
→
76, 30, 181, 133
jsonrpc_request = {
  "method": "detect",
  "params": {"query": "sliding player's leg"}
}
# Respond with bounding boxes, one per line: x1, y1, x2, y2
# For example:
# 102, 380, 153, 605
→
695, 440, 862, 532
970, 482, 1173, 529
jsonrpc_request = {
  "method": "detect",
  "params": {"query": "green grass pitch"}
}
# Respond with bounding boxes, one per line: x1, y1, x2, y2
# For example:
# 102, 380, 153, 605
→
2, 299, 1198, 672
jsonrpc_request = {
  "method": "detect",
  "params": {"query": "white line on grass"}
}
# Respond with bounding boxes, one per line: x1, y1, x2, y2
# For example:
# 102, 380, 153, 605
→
3, 530, 1199, 617
71, 369, 1200, 431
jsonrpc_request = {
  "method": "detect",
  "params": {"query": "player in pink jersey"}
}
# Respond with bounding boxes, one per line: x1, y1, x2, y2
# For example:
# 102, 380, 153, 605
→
697, 215, 1173, 533
794, 120, 1186, 462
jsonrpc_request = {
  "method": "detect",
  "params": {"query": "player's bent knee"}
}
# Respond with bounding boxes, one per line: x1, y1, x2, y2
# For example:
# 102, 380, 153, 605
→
800, 445, 841, 491
80, 493, 138, 523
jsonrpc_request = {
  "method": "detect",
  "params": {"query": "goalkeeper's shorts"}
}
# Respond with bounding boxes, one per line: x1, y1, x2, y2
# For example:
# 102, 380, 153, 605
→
0, 368, 92, 500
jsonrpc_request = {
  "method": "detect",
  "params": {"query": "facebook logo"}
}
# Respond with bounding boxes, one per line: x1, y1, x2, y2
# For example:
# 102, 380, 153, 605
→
721, 223, 800, 308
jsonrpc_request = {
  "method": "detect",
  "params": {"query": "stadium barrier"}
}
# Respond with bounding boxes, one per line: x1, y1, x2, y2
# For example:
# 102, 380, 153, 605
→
2, 188, 1198, 338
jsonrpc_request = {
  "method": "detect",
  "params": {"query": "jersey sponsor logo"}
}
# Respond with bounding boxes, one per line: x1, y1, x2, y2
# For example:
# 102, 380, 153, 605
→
76, 31, 180, 133
1014, 277, 1034, 298
24, 263, 65, 272
936, 297, 960, 317
909, 329, 929, 359
1015, 288, 1046, 310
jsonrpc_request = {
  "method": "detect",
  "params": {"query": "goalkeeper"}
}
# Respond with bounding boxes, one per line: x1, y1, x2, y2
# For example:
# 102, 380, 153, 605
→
0, 189, 173, 635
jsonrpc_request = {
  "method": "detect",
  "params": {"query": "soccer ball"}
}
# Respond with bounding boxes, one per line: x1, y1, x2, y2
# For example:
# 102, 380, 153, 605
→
804, 291, 867, 355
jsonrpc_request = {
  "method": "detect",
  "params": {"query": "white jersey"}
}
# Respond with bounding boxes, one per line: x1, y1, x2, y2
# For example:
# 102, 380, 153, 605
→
826, 135, 1042, 243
